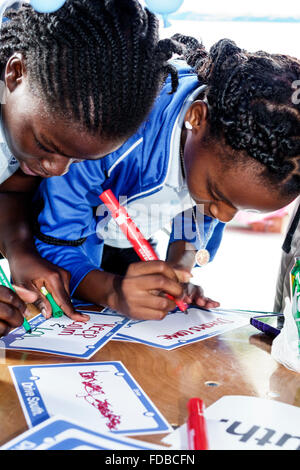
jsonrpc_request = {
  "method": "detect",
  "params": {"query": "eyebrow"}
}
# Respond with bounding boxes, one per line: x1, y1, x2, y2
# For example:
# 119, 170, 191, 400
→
39, 133, 76, 160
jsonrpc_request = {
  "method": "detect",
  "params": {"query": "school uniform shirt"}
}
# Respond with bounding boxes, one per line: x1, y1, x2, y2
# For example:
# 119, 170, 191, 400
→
34, 60, 226, 297
0, 119, 20, 185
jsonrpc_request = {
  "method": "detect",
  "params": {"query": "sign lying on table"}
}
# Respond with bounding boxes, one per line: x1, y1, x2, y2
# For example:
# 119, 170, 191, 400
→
0, 311, 129, 359
1, 416, 166, 450
163, 396, 300, 450
113, 307, 251, 350
9, 361, 171, 436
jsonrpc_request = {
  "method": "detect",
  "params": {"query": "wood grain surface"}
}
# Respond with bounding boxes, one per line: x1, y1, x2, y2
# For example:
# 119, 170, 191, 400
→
0, 306, 299, 447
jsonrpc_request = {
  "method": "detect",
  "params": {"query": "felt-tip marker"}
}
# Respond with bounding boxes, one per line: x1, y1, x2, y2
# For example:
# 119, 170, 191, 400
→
0, 265, 32, 334
99, 189, 188, 313
187, 398, 209, 450
40, 287, 64, 318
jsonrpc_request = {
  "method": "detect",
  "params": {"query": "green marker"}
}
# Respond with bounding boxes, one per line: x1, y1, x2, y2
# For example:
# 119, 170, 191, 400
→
0, 265, 32, 334
40, 287, 64, 318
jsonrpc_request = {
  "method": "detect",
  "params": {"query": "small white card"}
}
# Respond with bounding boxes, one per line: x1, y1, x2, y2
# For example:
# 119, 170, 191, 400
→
0, 311, 129, 359
163, 396, 300, 450
9, 361, 171, 436
113, 307, 250, 350
1, 416, 166, 450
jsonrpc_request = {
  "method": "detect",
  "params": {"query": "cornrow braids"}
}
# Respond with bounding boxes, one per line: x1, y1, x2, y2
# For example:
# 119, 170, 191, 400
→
173, 34, 300, 196
0, 0, 184, 139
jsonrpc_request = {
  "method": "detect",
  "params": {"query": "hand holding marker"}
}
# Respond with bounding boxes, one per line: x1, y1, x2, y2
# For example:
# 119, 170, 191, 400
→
40, 287, 64, 318
99, 189, 188, 313
0, 265, 32, 334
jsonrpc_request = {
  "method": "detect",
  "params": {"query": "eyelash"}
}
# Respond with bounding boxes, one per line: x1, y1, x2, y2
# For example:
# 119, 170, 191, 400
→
35, 137, 51, 154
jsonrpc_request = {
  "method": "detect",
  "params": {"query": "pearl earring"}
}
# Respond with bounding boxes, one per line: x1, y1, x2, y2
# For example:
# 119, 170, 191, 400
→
185, 121, 193, 130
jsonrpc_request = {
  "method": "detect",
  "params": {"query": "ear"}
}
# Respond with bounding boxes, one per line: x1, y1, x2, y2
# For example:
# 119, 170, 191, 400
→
184, 101, 209, 130
5, 53, 26, 93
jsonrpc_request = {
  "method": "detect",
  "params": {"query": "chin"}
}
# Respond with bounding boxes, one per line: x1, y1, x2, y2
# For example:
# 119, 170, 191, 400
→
20, 162, 41, 177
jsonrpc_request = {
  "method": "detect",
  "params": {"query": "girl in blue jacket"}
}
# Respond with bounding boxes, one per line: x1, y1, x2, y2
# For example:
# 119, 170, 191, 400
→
35, 35, 300, 321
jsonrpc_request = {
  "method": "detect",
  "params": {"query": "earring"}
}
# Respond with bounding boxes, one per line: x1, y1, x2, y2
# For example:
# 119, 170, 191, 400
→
185, 121, 193, 130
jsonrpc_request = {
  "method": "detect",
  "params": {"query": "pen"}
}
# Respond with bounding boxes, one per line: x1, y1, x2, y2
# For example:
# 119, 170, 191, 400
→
40, 287, 64, 318
99, 189, 188, 313
187, 398, 209, 450
0, 265, 32, 334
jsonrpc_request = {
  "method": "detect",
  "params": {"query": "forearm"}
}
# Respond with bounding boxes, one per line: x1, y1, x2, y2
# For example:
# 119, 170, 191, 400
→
74, 269, 120, 310
166, 240, 196, 272
0, 171, 40, 259
0, 192, 36, 260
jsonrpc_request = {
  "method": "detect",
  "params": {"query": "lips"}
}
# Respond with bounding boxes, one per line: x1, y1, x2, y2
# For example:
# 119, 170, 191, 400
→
20, 162, 44, 177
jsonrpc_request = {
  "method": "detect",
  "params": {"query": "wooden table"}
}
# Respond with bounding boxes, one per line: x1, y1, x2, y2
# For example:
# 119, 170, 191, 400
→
0, 307, 300, 447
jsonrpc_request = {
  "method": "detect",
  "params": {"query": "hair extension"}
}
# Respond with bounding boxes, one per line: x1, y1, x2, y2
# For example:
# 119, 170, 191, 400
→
0, 0, 184, 139
174, 33, 300, 196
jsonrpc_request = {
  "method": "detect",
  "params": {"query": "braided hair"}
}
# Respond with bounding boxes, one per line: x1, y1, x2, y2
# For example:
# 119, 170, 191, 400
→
173, 34, 300, 196
0, 0, 183, 139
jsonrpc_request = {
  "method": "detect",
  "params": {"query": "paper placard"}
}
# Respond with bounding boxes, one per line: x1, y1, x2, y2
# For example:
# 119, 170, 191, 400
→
0, 311, 129, 359
9, 361, 171, 436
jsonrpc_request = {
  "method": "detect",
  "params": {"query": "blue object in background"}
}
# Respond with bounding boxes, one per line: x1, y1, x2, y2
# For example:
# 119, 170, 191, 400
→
30, 0, 66, 13
145, 0, 184, 27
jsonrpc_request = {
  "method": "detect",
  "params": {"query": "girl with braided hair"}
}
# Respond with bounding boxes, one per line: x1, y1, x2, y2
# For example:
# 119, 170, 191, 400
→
0, 0, 183, 337
34, 34, 300, 322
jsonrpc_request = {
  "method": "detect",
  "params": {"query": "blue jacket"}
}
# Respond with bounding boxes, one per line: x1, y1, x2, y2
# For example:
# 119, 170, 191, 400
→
35, 61, 225, 299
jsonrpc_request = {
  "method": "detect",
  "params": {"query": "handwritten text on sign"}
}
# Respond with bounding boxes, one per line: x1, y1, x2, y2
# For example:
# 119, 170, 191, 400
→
158, 317, 233, 341
115, 308, 251, 350
1, 312, 129, 359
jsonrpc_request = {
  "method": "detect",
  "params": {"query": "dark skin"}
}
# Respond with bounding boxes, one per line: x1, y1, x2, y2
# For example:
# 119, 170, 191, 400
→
0, 53, 187, 336
75, 100, 297, 320
0, 53, 121, 336
1, 55, 296, 328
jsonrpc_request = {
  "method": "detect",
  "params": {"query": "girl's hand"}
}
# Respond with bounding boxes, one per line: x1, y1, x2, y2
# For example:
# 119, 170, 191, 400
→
0, 285, 37, 337
8, 252, 89, 323
110, 260, 186, 320
181, 282, 220, 310
169, 265, 220, 310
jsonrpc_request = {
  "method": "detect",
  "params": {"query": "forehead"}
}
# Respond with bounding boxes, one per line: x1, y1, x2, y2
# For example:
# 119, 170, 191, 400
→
29, 96, 122, 159
216, 161, 294, 212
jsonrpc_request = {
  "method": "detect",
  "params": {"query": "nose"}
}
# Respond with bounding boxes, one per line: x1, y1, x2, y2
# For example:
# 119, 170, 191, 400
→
209, 202, 238, 223
41, 156, 73, 177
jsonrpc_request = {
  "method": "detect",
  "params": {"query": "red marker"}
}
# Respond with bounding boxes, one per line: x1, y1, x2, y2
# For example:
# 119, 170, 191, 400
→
99, 189, 188, 313
187, 398, 209, 450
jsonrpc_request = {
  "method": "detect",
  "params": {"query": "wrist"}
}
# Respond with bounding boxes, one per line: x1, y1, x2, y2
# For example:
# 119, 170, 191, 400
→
167, 241, 196, 272
106, 274, 123, 311
75, 270, 124, 311
5, 238, 38, 263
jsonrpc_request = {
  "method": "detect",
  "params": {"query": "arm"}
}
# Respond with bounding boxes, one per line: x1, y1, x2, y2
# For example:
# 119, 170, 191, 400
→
166, 209, 226, 308
34, 160, 185, 320
0, 170, 86, 321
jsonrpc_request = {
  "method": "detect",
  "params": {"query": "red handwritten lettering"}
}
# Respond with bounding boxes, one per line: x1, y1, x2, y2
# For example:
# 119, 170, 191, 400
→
77, 371, 121, 430
59, 322, 115, 338
157, 317, 234, 341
